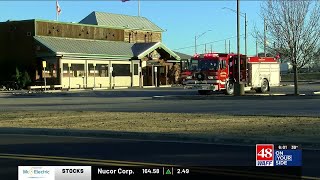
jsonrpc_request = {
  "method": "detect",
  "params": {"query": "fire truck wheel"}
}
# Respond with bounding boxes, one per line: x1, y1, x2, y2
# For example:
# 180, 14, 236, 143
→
198, 90, 212, 95
256, 79, 269, 93
224, 81, 234, 95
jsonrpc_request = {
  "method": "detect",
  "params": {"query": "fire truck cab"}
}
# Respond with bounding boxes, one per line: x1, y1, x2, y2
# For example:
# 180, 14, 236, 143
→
182, 52, 280, 95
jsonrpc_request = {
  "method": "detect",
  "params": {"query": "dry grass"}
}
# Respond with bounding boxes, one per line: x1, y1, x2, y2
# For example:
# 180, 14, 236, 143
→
0, 111, 319, 139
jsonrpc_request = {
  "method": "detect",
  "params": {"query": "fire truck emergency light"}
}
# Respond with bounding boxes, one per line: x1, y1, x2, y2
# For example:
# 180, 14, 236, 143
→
204, 53, 219, 58
193, 54, 200, 58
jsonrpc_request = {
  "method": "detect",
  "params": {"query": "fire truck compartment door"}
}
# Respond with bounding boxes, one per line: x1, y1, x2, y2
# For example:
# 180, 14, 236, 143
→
249, 62, 280, 88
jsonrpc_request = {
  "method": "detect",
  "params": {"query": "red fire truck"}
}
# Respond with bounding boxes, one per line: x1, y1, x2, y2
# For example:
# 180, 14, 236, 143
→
182, 53, 280, 95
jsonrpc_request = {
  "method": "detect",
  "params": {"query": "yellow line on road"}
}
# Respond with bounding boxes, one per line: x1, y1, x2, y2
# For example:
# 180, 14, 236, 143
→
0, 155, 137, 166
0, 153, 173, 167
301, 176, 320, 180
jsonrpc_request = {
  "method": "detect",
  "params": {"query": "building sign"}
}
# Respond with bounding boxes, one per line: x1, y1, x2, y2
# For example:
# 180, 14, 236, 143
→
150, 50, 161, 60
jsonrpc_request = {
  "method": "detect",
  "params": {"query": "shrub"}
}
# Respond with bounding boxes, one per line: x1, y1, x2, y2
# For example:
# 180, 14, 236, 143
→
14, 68, 31, 89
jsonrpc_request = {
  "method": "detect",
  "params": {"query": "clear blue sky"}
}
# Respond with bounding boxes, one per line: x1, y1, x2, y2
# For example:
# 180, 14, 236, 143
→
0, 1, 265, 56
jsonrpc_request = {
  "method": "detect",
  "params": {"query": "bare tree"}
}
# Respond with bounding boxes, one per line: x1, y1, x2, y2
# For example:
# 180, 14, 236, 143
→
255, 0, 320, 95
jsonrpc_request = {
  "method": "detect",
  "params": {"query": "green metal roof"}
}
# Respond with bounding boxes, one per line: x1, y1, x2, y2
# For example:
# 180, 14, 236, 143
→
173, 51, 192, 60
132, 42, 158, 56
80, 11, 163, 32
35, 36, 134, 58
136, 42, 180, 60
34, 36, 180, 60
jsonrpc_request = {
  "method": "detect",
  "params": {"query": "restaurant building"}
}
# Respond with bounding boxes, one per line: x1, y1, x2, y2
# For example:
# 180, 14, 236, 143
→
0, 11, 182, 89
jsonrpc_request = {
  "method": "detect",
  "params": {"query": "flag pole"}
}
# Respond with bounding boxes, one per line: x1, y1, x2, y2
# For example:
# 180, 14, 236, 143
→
138, 0, 140, 16
56, 0, 58, 21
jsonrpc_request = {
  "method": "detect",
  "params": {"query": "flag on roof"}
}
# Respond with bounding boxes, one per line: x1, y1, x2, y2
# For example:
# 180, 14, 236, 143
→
56, 0, 61, 15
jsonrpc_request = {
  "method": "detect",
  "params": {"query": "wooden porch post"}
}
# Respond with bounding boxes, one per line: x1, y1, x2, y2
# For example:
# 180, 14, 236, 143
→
151, 65, 154, 86
165, 64, 168, 85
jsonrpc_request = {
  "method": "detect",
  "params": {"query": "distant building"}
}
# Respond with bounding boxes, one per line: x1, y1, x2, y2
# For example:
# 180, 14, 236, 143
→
0, 11, 182, 89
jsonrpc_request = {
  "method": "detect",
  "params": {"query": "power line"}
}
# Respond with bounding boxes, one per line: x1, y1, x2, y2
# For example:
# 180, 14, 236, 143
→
173, 34, 246, 51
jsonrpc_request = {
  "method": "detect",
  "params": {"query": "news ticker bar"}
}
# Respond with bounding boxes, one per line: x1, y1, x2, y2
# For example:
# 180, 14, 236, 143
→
18, 166, 302, 180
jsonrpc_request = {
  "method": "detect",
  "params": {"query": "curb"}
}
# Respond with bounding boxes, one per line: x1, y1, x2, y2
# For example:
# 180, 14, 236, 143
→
152, 94, 320, 100
280, 84, 294, 87
0, 127, 319, 149
142, 86, 173, 89
280, 80, 315, 83
11, 92, 68, 96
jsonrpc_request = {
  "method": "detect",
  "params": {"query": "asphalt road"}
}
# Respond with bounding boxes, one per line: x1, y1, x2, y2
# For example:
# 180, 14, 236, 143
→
0, 85, 319, 179
0, 134, 318, 179
0, 86, 320, 116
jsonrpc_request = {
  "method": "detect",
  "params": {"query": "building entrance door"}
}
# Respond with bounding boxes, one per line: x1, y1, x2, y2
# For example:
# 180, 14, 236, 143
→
143, 65, 167, 86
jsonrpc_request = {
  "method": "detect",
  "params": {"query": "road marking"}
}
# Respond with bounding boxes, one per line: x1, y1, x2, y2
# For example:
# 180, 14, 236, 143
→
0, 134, 319, 151
302, 177, 320, 180
0, 155, 137, 166
0, 153, 318, 179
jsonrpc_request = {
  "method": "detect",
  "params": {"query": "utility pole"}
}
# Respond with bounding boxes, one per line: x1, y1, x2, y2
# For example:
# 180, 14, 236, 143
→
264, 17, 267, 57
225, 40, 227, 53
237, 0, 241, 82
229, 40, 231, 53
205, 44, 207, 53
245, 13, 247, 56
194, 35, 197, 54
234, 0, 243, 96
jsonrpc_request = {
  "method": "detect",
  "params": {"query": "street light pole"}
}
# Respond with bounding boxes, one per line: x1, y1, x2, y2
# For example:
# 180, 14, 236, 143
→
194, 30, 212, 54
222, 7, 247, 56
